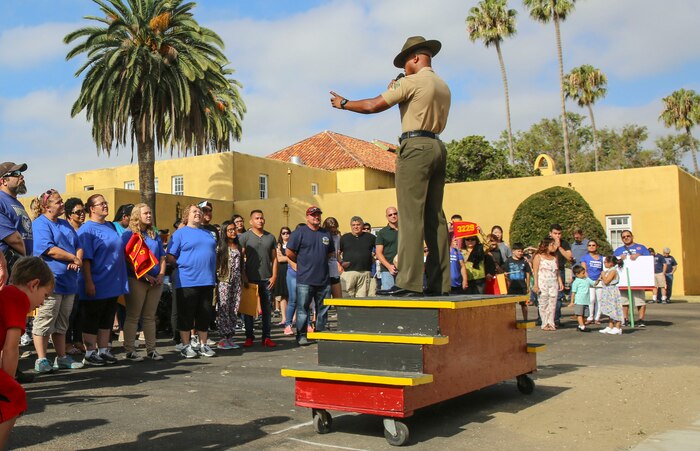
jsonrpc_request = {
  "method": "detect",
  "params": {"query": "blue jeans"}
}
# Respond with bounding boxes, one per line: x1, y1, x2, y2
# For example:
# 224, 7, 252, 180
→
555, 270, 566, 324
284, 270, 297, 328
296, 283, 330, 339
380, 271, 395, 291
243, 280, 272, 340
665, 274, 674, 300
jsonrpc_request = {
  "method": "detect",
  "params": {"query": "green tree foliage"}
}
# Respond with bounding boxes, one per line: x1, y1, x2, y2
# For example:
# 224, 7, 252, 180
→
596, 124, 650, 170
466, 0, 517, 163
509, 186, 611, 255
499, 113, 592, 173
445, 135, 530, 183
564, 64, 607, 171
655, 133, 697, 168
659, 89, 700, 176
65, 0, 246, 222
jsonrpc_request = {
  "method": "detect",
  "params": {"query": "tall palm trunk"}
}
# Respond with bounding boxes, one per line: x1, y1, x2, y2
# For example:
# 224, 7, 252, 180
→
687, 127, 700, 177
587, 104, 600, 171
495, 41, 515, 165
554, 10, 571, 173
135, 117, 157, 226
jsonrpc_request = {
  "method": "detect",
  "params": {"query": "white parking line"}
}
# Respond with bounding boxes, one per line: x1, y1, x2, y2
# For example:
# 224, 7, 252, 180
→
287, 437, 369, 450
271, 412, 354, 435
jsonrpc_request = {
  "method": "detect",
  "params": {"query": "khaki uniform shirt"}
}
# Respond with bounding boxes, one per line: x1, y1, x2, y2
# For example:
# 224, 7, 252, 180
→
380, 67, 451, 134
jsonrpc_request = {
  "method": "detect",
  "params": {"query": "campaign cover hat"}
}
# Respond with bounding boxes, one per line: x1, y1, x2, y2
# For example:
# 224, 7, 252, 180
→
393, 36, 442, 68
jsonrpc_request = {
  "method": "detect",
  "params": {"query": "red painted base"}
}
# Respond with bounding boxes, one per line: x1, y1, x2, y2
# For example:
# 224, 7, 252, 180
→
295, 379, 412, 418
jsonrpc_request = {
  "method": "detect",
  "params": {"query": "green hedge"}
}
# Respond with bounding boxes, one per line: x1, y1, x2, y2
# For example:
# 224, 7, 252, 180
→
509, 186, 612, 256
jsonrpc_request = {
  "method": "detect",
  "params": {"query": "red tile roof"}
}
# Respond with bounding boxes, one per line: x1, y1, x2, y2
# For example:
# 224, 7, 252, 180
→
266, 131, 396, 173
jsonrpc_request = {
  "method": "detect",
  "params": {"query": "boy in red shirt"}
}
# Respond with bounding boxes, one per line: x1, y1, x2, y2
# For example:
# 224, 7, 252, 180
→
0, 257, 54, 448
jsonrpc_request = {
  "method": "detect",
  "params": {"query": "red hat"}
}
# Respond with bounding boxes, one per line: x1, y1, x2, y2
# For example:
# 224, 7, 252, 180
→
306, 205, 322, 215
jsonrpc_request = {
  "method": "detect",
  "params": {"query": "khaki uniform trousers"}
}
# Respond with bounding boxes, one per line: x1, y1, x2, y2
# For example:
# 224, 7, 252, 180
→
394, 137, 450, 293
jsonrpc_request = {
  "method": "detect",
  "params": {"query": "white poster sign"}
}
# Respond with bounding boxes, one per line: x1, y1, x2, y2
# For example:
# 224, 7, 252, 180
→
617, 255, 654, 289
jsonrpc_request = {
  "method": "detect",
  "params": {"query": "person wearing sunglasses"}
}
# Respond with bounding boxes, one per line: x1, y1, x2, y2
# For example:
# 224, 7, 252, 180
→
64, 198, 86, 232
0, 162, 36, 384
0, 162, 32, 285
580, 239, 603, 324
31, 189, 84, 372
613, 230, 651, 327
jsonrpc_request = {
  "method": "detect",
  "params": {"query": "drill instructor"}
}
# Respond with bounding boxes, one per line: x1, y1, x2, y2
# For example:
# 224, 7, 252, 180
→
330, 36, 451, 297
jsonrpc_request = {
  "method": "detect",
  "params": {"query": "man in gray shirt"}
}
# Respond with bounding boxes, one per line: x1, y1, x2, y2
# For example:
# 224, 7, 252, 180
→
238, 210, 278, 347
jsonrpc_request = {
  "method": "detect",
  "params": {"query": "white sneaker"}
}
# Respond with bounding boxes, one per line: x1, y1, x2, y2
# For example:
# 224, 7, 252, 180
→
599, 327, 611, 334
174, 342, 185, 352
199, 344, 216, 357
608, 327, 622, 335
180, 344, 198, 359
20, 333, 32, 346
190, 335, 200, 347
206, 338, 217, 347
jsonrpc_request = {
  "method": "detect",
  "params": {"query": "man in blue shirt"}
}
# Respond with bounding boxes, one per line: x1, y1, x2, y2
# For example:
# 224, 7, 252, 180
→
286, 206, 335, 346
649, 248, 668, 304
662, 247, 678, 303
0, 162, 33, 281
613, 230, 650, 327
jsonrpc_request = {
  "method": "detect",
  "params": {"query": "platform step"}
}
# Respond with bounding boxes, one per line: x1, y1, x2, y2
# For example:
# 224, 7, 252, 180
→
281, 365, 433, 386
318, 341, 424, 372
516, 320, 537, 329
326, 294, 528, 309
308, 331, 448, 345
336, 306, 439, 335
526, 343, 547, 353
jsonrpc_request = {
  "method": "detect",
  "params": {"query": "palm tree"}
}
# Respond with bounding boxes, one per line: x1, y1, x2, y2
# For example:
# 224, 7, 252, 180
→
660, 89, 700, 176
65, 0, 245, 223
523, 0, 576, 173
467, 0, 517, 164
564, 64, 607, 171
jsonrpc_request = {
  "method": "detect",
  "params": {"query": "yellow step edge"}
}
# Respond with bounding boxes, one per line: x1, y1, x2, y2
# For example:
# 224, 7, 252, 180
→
324, 295, 529, 309
516, 320, 537, 329
308, 331, 449, 345
526, 343, 547, 353
281, 368, 433, 386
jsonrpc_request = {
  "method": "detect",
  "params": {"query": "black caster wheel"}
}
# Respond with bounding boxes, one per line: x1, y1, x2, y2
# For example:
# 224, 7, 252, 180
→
312, 409, 332, 434
383, 418, 409, 446
516, 374, 535, 395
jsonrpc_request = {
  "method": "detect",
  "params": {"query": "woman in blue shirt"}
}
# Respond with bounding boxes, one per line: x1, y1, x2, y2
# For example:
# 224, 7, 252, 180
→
121, 203, 166, 362
31, 189, 84, 372
579, 239, 604, 324
78, 194, 128, 366
167, 204, 217, 359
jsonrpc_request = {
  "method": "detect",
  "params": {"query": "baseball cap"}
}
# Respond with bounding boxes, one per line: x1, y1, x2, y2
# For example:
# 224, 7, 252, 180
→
306, 205, 322, 215
0, 162, 28, 176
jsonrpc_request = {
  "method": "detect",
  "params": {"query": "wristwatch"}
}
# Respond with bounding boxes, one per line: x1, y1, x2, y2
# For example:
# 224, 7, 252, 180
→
340, 99, 348, 109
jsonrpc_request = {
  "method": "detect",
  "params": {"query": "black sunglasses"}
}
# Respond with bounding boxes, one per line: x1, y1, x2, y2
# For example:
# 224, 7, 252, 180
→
2, 170, 22, 178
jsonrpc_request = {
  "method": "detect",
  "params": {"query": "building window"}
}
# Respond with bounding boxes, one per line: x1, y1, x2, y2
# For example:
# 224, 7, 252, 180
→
154, 177, 159, 193
259, 174, 268, 200
84, 185, 94, 191
124, 180, 135, 190
311, 183, 318, 196
606, 215, 632, 250
172, 175, 184, 196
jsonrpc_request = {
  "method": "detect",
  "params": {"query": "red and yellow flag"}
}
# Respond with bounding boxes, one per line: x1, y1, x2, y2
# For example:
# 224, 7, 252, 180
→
125, 233, 158, 279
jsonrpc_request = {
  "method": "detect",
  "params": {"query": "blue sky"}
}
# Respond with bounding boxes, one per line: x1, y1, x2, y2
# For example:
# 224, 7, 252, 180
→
1, 0, 699, 191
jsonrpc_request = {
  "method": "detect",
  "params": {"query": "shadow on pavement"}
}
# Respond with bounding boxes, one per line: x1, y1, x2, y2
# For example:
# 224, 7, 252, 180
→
9, 419, 110, 448
80, 415, 291, 450
320, 379, 569, 445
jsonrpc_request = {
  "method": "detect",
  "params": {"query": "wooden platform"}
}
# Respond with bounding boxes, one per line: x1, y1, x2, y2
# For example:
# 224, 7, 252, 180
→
282, 294, 540, 419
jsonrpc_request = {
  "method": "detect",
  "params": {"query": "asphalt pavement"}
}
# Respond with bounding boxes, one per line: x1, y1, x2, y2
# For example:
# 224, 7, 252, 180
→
9, 299, 700, 450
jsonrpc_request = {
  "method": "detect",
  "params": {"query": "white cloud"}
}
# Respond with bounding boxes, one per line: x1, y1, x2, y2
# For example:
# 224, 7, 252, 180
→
0, 23, 76, 69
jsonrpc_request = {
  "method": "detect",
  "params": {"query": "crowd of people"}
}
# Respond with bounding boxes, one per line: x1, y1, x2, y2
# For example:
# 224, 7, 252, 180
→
0, 160, 683, 447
